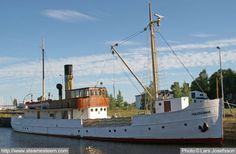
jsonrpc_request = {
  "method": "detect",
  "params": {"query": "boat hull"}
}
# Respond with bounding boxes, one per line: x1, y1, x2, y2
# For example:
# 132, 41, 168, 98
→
11, 99, 223, 144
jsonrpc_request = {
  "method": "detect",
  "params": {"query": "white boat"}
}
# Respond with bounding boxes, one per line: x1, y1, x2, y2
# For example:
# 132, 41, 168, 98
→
11, 4, 223, 144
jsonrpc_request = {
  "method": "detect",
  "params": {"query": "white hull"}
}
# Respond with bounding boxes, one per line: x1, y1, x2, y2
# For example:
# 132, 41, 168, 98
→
11, 99, 223, 143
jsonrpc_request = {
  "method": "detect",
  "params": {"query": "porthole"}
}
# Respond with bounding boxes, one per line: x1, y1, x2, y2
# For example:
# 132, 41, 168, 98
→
95, 108, 98, 112
100, 108, 103, 111
124, 129, 127, 132
162, 126, 165, 129
91, 109, 93, 112
114, 129, 116, 132
86, 130, 88, 133
148, 127, 151, 131
78, 130, 80, 133
104, 108, 106, 111
159, 103, 162, 106
109, 130, 111, 132
184, 123, 187, 126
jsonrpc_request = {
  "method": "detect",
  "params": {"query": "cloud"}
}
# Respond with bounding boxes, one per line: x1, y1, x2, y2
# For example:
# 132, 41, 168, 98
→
42, 9, 95, 22
0, 57, 23, 64
1, 38, 236, 81
191, 33, 215, 38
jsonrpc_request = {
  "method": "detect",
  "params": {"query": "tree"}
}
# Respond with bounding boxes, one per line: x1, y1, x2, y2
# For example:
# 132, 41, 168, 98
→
116, 90, 124, 107
191, 69, 209, 94
208, 69, 236, 105
182, 82, 190, 97
108, 94, 116, 109
12, 98, 17, 107
171, 82, 182, 97
141, 82, 155, 110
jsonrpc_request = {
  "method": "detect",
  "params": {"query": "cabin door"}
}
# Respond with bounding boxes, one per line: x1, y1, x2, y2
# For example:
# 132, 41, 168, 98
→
164, 101, 171, 112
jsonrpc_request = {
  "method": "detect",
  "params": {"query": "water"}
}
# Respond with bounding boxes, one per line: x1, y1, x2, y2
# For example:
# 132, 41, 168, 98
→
0, 128, 235, 154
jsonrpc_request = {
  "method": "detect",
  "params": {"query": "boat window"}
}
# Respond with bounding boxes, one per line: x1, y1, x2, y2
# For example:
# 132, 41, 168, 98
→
90, 90, 95, 96
75, 90, 79, 98
49, 113, 55, 118
85, 89, 89, 96
95, 90, 98, 96
104, 108, 106, 111
91, 109, 93, 112
95, 108, 98, 112
100, 108, 103, 111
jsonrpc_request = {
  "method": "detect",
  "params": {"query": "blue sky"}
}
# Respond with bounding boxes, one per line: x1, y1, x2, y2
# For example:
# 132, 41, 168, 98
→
1, 0, 236, 104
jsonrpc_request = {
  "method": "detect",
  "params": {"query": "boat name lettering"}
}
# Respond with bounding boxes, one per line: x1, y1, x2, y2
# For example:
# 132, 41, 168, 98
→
192, 111, 210, 115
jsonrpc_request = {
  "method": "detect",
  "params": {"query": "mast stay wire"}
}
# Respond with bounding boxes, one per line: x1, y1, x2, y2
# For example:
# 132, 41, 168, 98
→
157, 31, 206, 95
95, 53, 110, 87
117, 59, 143, 95
113, 27, 148, 46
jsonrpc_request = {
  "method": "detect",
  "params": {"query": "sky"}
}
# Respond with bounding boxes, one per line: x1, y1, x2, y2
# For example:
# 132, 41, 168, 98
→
1, 0, 236, 105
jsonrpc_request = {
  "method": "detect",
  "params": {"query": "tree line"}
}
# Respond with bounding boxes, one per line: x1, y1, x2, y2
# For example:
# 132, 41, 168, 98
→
171, 68, 236, 105
108, 68, 236, 109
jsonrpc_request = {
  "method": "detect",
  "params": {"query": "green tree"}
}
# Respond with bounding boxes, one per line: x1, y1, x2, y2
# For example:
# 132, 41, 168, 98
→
12, 98, 18, 106
191, 69, 209, 94
116, 90, 124, 107
108, 94, 116, 109
182, 82, 190, 97
141, 82, 155, 110
171, 82, 182, 97
208, 69, 236, 103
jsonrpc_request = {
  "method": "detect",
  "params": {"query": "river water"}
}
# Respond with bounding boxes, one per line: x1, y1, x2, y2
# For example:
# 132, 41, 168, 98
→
0, 128, 235, 154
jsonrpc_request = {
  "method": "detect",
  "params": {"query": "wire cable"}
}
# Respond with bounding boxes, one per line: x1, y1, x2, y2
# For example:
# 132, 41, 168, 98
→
157, 31, 206, 94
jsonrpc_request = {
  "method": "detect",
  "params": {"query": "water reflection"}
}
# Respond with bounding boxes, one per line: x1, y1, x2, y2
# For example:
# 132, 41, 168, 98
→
0, 128, 234, 154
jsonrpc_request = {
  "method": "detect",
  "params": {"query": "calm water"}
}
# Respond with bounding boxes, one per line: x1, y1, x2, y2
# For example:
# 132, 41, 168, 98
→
0, 128, 235, 154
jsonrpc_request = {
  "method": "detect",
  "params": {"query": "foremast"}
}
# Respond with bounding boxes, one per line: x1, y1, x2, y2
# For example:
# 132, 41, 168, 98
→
41, 39, 46, 101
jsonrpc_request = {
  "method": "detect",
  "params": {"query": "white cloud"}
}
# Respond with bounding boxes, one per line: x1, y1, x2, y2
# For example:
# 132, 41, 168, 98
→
0, 57, 23, 64
1, 38, 236, 81
42, 9, 95, 22
191, 33, 215, 38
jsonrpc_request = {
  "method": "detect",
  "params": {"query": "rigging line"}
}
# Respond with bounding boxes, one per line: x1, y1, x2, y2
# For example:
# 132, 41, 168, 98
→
112, 51, 116, 97
114, 27, 147, 46
118, 60, 143, 95
95, 52, 110, 87
157, 31, 206, 95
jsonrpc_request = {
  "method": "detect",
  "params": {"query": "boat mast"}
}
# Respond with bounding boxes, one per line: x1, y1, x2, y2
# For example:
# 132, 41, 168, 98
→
149, 3, 158, 113
41, 39, 46, 101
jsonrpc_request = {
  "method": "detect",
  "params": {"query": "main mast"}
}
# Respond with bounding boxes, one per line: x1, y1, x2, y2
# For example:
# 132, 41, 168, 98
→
149, 3, 158, 113
41, 39, 46, 101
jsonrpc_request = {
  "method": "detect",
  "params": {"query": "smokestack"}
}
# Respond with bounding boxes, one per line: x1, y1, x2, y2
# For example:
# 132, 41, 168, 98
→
64, 64, 73, 99
56, 83, 63, 100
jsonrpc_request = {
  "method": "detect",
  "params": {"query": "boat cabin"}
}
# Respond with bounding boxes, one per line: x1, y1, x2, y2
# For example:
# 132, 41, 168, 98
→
24, 87, 109, 120
155, 97, 189, 113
